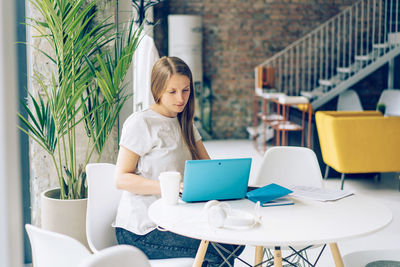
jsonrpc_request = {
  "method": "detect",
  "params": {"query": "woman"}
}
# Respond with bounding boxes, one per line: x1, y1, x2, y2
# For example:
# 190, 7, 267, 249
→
114, 56, 244, 266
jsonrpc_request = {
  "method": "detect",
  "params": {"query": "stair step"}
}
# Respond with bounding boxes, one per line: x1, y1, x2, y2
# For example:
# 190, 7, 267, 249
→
337, 67, 353, 74
355, 55, 372, 61
319, 79, 335, 86
301, 90, 324, 99
388, 32, 400, 45
373, 43, 389, 49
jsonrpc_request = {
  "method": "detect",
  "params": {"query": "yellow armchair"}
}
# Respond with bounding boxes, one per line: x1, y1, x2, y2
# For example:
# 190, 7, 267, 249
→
315, 111, 400, 189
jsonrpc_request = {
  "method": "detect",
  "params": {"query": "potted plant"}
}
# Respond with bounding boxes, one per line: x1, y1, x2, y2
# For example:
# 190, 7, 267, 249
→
19, 0, 142, 246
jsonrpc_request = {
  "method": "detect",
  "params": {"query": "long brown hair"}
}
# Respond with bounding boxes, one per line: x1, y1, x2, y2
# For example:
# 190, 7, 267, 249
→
151, 56, 200, 160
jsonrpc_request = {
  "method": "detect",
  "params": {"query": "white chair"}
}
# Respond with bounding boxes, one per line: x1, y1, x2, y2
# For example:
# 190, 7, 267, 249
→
343, 249, 400, 267
254, 146, 323, 188
85, 163, 194, 267
253, 146, 323, 266
337, 89, 363, 111
25, 224, 91, 267
78, 245, 152, 267
378, 89, 400, 116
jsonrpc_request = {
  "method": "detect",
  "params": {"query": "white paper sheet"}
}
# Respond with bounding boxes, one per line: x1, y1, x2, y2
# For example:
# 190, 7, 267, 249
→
290, 186, 354, 202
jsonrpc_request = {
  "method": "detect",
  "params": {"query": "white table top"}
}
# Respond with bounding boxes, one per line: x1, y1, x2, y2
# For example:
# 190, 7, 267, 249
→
148, 194, 392, 247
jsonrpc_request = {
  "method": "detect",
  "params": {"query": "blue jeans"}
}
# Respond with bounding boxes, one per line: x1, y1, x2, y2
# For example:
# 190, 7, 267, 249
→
116, 227, 245, 267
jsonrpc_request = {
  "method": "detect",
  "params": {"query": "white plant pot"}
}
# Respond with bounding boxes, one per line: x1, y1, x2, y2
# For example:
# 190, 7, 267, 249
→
41, 188, 89, 249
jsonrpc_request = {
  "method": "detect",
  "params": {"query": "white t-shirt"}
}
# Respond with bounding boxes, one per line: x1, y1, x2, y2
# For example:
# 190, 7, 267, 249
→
114, 109, 201, 235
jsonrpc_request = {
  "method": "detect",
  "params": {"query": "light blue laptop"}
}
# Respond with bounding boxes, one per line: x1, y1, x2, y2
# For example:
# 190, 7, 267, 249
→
181, 158, 252, 202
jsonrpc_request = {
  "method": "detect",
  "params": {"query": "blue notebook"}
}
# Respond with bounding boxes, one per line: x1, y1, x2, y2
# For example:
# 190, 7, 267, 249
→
246, 183, 294, 207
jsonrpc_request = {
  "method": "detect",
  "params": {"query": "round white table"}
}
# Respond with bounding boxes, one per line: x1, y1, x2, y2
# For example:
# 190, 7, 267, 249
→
148, 195, 392, 266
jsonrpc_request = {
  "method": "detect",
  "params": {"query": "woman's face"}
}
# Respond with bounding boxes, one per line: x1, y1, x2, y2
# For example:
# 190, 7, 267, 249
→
158, 74, 191, 117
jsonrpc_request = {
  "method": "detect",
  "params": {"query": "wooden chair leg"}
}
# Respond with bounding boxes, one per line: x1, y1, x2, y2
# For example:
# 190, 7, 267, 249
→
193, 240, 209, 267
329, 243, 344, 267
255, 246, 264, 266
274, 246, 283, 267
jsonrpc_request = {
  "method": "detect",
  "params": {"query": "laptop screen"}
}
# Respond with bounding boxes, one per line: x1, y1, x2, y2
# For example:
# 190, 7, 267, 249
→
181, 158, 252, 202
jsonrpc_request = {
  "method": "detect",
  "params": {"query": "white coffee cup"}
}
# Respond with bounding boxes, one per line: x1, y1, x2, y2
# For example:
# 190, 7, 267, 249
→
159, 171, 181, 205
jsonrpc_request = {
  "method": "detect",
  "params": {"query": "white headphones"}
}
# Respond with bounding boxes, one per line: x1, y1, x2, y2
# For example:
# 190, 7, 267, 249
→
204, 200, 261, 229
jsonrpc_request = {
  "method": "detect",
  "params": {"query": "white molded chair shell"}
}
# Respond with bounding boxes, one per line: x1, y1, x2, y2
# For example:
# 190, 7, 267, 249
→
254, 146, 323, 188
85, 163, 194, 267
253, 147, 323, 255
378, 89, 400, 116
78, 245, 152, 267
337, 89, 363, 111
86, 163, 121, 252
26, 224, 91, 267
343, 249, 400, 267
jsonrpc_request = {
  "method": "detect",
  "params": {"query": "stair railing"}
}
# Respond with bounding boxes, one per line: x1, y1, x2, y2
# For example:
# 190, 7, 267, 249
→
255, 0, 400, 98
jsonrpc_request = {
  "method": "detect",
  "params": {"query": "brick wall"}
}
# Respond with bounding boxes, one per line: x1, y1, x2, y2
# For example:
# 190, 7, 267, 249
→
154, 0, 360, 139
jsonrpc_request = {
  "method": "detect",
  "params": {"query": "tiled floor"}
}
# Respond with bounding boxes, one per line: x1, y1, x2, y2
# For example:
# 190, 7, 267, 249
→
203, 139, 400, 267
25, 139, 399, 267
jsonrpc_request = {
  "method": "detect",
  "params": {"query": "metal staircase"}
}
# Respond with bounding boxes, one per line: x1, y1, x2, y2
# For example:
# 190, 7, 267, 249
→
255, 0, 400, 110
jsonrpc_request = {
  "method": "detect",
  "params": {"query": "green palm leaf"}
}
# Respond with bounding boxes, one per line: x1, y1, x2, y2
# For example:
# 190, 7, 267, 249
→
19, 0, 143, 199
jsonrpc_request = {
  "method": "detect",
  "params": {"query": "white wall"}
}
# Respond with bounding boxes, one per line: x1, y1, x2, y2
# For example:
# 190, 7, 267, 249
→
118, 0, 134, 136
0, 0, 23, 266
